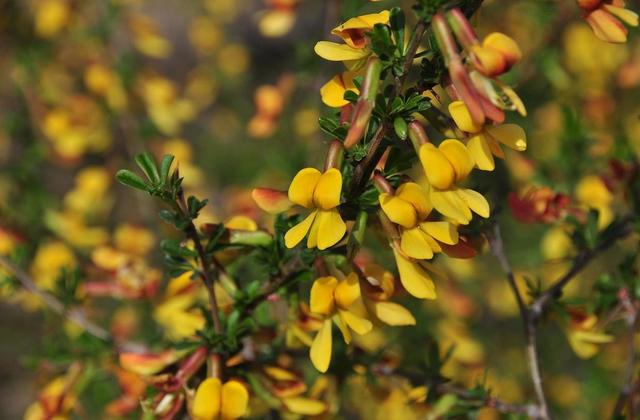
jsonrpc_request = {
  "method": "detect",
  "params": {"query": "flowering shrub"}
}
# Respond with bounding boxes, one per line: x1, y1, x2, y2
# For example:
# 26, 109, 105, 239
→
1, 0, 639, 418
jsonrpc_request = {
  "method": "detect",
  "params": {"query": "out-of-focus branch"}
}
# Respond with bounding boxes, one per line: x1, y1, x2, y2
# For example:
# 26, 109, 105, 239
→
488, 224, 550, 419
613, 288, 639, 418
0, 255, 111, 343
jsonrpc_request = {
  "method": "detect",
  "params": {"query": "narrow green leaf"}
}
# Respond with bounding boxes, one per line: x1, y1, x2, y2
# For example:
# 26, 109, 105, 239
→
394, 116, 408, 140
135, 152, 161, 184
159, 154, 175, 185
115, 170, 150, 191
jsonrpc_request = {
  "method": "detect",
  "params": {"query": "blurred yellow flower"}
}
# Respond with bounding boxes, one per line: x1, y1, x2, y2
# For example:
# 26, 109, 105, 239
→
192, 377, 249, 420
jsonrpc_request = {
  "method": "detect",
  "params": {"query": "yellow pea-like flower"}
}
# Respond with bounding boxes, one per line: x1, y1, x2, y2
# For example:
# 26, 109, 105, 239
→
192, 377, 249, 420
448, 100, 527, 171
379, 182, 458, 260
284, 167, 347, 250
308, 274, 373, 372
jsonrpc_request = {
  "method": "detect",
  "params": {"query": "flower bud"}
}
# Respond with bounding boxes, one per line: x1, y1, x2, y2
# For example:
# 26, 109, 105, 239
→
344, 56, 382, 148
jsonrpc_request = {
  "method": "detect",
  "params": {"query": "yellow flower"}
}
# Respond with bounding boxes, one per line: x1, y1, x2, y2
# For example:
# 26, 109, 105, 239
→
575, 175, 614, 228
129, 14, 172, 58
359, 264, 416, 326
309, 274, 373, 372
192, 377, 249, 420
320, 70, 360, 108
379, 182, 458, 260
24, 364, 81, 420
580, 1, 639, 43
284, 168, 346, 250
315, 11, 389, 107
566, 313, 614, 359
449, 100, 527, 171
417, 140, 490, 225
470, 32, 522, 77
34, 0, 70, 38
392, 248, 437, 299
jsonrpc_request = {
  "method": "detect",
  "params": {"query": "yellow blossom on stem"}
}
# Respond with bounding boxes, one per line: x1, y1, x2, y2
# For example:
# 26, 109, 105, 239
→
578, 0, 639, 43
284, 168, 346, 250
309, 274, 373, 372
192, 377, 249, 420
379, 182, 459, 260
566, 312, 614, 359
449, 100, 527, 171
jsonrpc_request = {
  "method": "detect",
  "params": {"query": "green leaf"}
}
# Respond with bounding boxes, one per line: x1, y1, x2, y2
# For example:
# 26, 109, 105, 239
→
115, 170, 149, 192
159, 154, 175, 185
393, 116, 408, 140
389, 7, 405, 54
135, 152, 161, 184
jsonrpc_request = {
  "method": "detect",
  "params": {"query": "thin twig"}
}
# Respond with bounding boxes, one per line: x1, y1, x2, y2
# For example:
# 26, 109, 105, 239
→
613, 288, 639, 417
530, 216, 634, 320
0, 255, 115, 345
488, 224, 550, 419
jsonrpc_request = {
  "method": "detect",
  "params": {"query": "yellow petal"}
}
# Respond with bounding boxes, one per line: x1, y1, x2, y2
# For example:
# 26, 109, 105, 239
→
192, 378, 221, 420
420, 221, 458, 245
485, 124, 526, 151
334, 273, 361, 309
586, 9, 628, 43
379, 193, 418, 228
264, 366, 297, 381
334, 312, 352, 343
282, 397, 326, 415
310, 318, 333, 372
448, 100, 483, 133
439, 139, 474, 181
419, 143, 456, 190
314, 168, 342, 210
320, 72, 359, 108
457, 189, 491, 218
430, 189, 472, 225
252, 188, 293, 214
221, 380, 249, 419
467, 134, 495, 171
316, 209, 347, 250
339, 309, 373, 335
371, 301, 416, 326
225, 215, 257, 231
483, 32, 522, 65
400, 227, 434, 260
603, 5, 639, 27
393, 249, 436, 299
306, 214, 320, 248
310, 276, 338, 315
284, 211, 317, 249
396, 182, 432, 220
314, 41, 370, 61
288, 168, 321, 208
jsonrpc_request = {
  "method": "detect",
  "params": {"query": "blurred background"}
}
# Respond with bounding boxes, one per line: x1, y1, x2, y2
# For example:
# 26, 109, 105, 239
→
0, 0, 639, 418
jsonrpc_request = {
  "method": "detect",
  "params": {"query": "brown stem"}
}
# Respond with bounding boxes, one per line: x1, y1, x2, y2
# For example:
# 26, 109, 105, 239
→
529, 216, 634, 320
488, 224, 550, 419
613, 289, 639, 417
176, 192, 224, 338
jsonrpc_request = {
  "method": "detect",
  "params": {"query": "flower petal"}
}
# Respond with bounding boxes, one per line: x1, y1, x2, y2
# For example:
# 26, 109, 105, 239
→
282, 397, 326, 415
457, 189, 491, 218
485, 124, 526, 151
339, 309, 373, 335
314, 168, 342, 210
379, 193, 417, 228
221, 380, 249, 419
284, 211, 317, 248
430, 189, 472, 225
439, 139, 474, 181
334, 273, 361, 309
420, 221, 459, 245
316, 209, 347, 250
392, 249, 436, 299
320, 72, 359, 108
396, 182, 432, 220
371, 301, 416, 326
310, 276, 338, 315
448, 100, 483, 133
310, 318, 333, 372
252, 188, 293, 214
419, 143, 456, 190
400, 227, 434, 260
193, 378, 221, 420
288, 168, 321, 208
314, 41, 370, 61
467, 134, 495, 171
